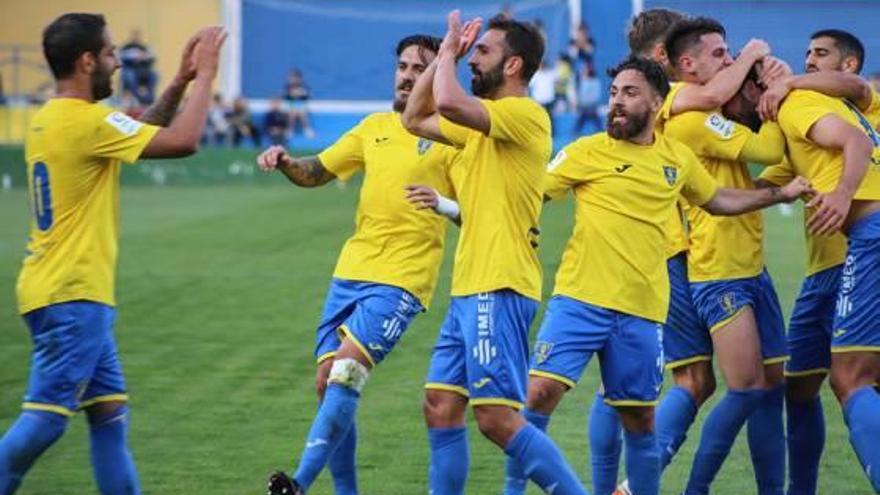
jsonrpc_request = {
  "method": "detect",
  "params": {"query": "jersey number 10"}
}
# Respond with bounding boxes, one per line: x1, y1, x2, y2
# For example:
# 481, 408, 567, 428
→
31, 162, 53, 231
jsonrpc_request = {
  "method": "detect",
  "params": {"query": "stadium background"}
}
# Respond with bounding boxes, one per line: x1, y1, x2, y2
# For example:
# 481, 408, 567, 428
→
0, 0, 879, 493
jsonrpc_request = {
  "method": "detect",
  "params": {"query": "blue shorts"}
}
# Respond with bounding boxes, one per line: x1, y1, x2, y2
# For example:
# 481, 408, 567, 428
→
833, 211, 880, 353
21, 301, 127, 417
314, 278, 423, 367
529, 295, 664, 406
664, 253, 712, 370
425, 290, 537, 409
691, 269, 787, 364
786, 265, 841, 376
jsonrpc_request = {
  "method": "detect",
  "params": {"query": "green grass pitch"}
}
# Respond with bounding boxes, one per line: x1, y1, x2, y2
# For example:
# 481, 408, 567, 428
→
0, 148, 870, 494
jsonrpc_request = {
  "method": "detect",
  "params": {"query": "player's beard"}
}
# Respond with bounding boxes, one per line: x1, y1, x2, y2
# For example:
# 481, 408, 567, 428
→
606, 107, 651, 140
91, 64, 113, 101
471, 59, 505, 98
392, 80, 414, 112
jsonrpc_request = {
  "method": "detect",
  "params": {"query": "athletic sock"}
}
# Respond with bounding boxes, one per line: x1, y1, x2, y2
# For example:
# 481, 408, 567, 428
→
0, 410, 68, 494
624, 430, 660, 495
428, 426, 469, 495
655, 386, 698, 471
504, 424, 587, 495
786, 395, 824, 495
843, 386, 880, 492
292, 383, 359, 489
328, 420, 358, 495
589, 394, 622, 495
503, 409, 550, 495
89, 404, 140, 495
746, 386, 785, 495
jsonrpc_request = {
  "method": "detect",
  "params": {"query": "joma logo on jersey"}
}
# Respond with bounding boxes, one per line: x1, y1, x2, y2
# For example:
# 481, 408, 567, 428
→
534, 341, 553, 364
662, 165, 678, 186
417, 138, 433, 155
614, 163, 632, 173
719, 292, 737, 316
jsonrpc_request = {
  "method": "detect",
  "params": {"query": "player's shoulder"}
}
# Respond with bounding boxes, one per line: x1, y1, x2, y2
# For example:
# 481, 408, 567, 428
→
782, 89, 837, 111
657, 132, 700, 164
566, 132, 607, 154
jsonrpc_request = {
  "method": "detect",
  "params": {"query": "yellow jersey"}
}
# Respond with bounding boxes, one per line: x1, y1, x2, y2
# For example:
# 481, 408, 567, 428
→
664, 110, 768, 282
866, 88, 880, 129
17, 99, 159, 314
544, 132, 718, 323
778, 90, 880, 200
318, 111, 457, 308
653, 81, 691, 258
438, 97, 551, 301
760, 160, 847, 275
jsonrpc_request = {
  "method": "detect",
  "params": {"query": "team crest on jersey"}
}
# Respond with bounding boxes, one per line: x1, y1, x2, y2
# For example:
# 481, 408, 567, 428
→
534, 341, 553, 364
719, 292, 737, 316
417, 138, 433, 155
662, 165, 678, 186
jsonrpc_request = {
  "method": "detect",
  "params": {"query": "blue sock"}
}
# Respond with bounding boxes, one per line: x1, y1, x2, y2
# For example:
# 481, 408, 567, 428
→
747, 386, 785, 495
786, 395, 824, 495
89, 405, 140, 495
428, 426, 469, 495
685, 389, 763, 495
328, 420, 357, 495
293, 383, 359, 489
655, 386, 698, 471
504, 409, 550, 495
624, 430, 660, 495
0, 410, 67, 494
505, 423, 587, 495
589, 394, 622, 495
843, 386, 880, 492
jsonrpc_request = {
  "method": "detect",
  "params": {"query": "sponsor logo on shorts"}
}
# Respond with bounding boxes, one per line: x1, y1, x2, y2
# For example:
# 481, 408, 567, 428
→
719, 292, 737, 316
837, 254, 856, 318
473, 293, 497, 366
534, 341, 553, 365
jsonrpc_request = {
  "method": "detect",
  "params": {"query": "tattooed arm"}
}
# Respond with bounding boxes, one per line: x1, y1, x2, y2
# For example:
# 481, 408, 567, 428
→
139, 30, 200, 126
256, 146, 336, 187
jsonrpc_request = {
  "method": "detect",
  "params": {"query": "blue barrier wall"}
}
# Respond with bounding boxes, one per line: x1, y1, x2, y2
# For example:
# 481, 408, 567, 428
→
242, 0, 570, 100
644, 0, 880, 74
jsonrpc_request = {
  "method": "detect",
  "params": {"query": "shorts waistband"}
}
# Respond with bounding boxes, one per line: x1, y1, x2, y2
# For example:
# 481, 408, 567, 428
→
848, 210, 880, 241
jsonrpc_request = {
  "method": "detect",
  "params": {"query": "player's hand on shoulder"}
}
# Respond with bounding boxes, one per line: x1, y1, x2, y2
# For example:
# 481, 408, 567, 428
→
257, 145, 292, 172
759, 56, 792, 88
404, 185, 439, 210
193, 26, 228, 79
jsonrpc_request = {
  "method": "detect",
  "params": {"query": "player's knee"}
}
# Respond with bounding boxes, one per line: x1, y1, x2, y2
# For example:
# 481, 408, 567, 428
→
673, 363, 716, 406
327, 358, 370, 393
830, 354, 879, 404
763, 362, 785, 388
787, 374, 825, 403
85, 400, 127, 420
423, 389, 467, 427
616, 406, 655, 434
315, 361, 333, 399
525, 377, 567, 414
473, 406, 519, 447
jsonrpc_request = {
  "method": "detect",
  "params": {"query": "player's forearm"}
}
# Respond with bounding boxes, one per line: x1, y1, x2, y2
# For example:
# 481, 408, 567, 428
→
672, 56, 757, 114
738, 122, 785, 165
434, 52, 470, 122
836, 135, 873, 196
164, 74, 213, 152
705, 186, 783, 215
278, 156, 336, 188
401, 61, 438, 131
139, 77, 188, 126
787, 72, 873, 110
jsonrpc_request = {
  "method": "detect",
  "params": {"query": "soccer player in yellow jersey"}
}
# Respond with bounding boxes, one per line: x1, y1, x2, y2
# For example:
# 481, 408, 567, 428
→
402, 11, 587, 494
769, 34, 880, 493
753, 29, 876, 495
516, 55, 809, 495
0, 14, 225, 495
660, 18, 796, 495
257, 35, 460, 495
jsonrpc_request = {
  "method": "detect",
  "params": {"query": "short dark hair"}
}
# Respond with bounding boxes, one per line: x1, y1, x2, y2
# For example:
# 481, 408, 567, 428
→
628, 8, 687, 56
665, 17, 726, 69
811, 29, 865, 73
395, 34, 442, 58
607, 54, 670, 98
43, 13, 107, 79
487, 15, 545, 82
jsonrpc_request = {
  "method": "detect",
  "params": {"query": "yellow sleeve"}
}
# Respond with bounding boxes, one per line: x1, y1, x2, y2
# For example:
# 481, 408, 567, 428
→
543, 142, 587, 199
317, 117, 370, 181
91, 108, 160, 164
738, 122, 786, 165
664, 111, 750, 161
758, 159, 795, 186
778, 90, 836, 142
865, 88, 880, 128
656, 82, 687, 126
482, 97, 550, 144
438, 116, 472, 148
678, 145, 719, 206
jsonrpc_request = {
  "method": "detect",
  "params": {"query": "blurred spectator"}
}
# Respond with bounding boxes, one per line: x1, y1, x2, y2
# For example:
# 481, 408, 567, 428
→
203, 94, 230, 146
530, 60, 556, 131
228, 97, 261, 148
119, 90, 145, 119
284, 69, 315, 138
265, 98, 291, 146
120, 29, 157, 105
569, 23, 596, 73
553, 53, 574, 113
870, 72, 880, 93
0, 74, 6, 105
574, 64, 602, 135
